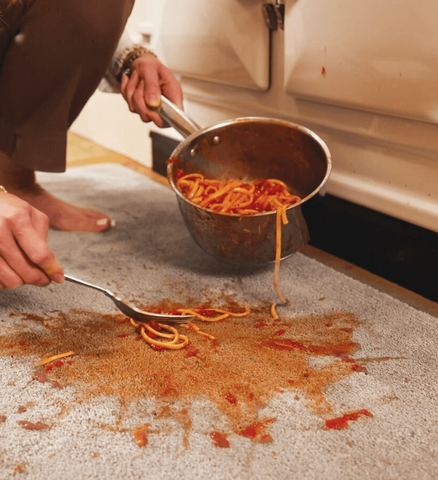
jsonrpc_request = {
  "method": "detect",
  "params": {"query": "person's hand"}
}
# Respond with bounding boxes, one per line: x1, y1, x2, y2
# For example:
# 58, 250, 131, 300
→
0, 192, 64, 289
120, 52, 183, 127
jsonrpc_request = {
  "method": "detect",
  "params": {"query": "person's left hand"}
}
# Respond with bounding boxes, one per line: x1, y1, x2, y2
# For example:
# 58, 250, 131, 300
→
120, 52, 183, 127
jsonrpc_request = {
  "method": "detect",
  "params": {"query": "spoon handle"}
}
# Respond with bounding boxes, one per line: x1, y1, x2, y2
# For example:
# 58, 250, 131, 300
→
63, 274, 194, 323
64, 274, 114, 299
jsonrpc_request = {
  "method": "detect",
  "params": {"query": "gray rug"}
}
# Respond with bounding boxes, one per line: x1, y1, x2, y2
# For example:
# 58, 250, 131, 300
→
0, 164, 437, 480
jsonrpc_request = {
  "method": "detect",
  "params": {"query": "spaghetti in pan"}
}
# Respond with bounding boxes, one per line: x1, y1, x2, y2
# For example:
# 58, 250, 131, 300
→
175, 170, 301, 305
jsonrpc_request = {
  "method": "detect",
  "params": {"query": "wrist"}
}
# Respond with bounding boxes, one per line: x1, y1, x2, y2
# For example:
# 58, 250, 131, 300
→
116, 46, 157, 83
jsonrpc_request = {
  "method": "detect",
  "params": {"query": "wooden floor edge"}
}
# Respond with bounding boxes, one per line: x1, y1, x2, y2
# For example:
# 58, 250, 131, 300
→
67, 153, 170, 188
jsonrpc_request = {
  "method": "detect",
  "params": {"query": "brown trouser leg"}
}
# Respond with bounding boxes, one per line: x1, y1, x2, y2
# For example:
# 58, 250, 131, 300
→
0, 0, 134, 172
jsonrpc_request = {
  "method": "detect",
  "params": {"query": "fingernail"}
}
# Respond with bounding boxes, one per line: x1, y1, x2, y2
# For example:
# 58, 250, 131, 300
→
147, 95, 161, 108
96, 218, 116, 228
43, 257, 61, 275
52, 272, 64, 284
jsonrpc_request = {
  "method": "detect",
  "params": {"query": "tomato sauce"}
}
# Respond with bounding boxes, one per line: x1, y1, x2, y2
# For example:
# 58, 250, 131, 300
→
323, 409, 373, 430
18, 420, 49, 431
239, 418, 275, 440
261, 338, 358, 357
210, 431, 230, 448
133, 424, 149, 447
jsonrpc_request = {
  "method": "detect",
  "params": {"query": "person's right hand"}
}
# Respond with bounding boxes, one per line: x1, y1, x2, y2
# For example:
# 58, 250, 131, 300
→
0, 192, 64, 289
120, 52, 183, 127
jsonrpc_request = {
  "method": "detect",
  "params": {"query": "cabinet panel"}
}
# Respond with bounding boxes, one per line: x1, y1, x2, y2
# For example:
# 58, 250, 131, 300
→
159, 0, 270, 91
284, 0, 438, 122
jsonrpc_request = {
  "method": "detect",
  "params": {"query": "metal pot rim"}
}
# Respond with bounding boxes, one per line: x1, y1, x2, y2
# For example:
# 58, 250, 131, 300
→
167, 115, 332, 213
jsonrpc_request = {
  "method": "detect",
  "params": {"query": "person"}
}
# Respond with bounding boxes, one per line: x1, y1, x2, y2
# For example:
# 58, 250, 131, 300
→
0, 0, 183, 289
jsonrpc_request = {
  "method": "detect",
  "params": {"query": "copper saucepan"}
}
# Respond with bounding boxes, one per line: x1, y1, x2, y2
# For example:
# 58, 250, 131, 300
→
155, 97, 332, 266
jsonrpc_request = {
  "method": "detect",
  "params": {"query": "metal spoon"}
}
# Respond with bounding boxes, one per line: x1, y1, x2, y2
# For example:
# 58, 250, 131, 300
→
64, 275, 194, 324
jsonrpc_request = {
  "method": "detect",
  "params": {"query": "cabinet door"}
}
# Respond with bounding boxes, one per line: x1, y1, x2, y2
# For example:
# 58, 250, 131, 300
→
159, 0, 270, 91
284, 0, 438, 123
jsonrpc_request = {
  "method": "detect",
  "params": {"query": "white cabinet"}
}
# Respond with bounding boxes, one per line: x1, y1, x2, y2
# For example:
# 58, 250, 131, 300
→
159, 0, 270, 91
283, 0, 438, 123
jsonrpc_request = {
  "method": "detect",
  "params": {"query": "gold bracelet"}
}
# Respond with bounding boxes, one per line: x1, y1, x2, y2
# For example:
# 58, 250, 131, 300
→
0, 186, 7, 194
116, 46, 157, 83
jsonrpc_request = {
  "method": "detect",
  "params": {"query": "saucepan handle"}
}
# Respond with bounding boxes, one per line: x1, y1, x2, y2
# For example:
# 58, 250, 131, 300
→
154, 96, 202, 138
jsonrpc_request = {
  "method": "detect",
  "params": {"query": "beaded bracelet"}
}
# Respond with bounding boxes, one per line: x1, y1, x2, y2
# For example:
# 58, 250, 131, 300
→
116, 46, 157, 83
0, 186, 7, 194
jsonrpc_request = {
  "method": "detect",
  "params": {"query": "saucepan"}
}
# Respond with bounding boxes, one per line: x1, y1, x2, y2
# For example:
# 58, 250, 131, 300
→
154, 97, 332, 266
